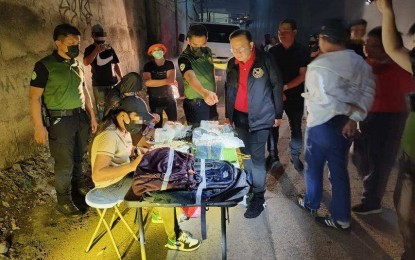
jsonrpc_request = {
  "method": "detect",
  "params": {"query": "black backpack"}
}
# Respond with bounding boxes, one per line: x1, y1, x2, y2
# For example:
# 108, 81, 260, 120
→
193, 159, 252, 204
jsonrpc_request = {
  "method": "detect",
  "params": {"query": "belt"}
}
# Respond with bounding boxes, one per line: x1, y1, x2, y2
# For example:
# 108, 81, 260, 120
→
185, 98, 204, 103
49, 107, 82, 117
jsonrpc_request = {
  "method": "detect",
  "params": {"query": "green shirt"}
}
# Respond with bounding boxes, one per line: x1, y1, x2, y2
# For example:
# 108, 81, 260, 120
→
402, 112, 415, 159
178, 46, 215, 99
30, 51, 84, 110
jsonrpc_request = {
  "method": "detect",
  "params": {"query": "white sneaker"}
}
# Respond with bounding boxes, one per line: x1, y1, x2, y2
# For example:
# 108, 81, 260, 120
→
165, 231, 201, 252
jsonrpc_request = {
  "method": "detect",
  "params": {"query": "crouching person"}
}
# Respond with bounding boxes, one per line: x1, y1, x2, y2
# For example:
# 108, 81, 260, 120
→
90, 96, 201, 251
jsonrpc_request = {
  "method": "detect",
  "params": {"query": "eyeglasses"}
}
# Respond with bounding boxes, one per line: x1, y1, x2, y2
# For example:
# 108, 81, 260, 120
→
230, 47, 246, 54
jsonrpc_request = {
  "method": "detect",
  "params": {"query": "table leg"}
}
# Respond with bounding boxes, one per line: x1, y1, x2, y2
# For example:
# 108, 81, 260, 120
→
221, 207, 227, 260
138, 207, 147, 260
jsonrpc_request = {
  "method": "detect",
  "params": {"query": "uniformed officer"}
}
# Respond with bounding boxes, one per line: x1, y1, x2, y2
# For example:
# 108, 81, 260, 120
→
178, 24, 218, 127
29, 23, 98, 216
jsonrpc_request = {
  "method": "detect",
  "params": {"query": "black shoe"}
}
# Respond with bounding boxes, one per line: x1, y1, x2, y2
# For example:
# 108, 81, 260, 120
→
266, 155, 280, 171
352, 203, 382, 215
291, 157, 304, 172
296, 195, 317, 215
315, 216, 351, 232
244, 196, 266, 218
56, 195, 83, 217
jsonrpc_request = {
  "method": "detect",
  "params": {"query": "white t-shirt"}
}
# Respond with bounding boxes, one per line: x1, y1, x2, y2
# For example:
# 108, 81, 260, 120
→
91, 124, 133, 188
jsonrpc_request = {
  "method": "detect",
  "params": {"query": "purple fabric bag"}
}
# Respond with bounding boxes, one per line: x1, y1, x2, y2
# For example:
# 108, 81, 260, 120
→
132, 147, 198, 197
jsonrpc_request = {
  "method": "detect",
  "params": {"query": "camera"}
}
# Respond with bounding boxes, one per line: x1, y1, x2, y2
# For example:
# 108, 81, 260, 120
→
101, 43, 111, 50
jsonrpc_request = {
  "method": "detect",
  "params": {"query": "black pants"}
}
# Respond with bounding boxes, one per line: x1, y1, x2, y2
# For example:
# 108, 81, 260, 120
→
149, 96, 177, 128
233, 110, 270, 195
183, 98, 211, 127
395, 152, 415, 260
352, 112, 407, 207
267, 105, 303, 158
48, 111, 90, 197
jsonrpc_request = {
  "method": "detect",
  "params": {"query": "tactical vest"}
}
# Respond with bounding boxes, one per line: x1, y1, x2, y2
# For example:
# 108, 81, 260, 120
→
40, 53, 84, 110
180, 47, 215, 99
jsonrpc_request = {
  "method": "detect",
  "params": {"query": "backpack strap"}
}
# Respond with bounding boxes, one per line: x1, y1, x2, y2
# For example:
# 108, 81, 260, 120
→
161, 148, 175, 191
195, 159, 206, 204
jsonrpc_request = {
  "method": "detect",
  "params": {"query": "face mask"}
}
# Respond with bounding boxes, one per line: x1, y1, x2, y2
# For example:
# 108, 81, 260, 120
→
191, 46, 208, 57
95, 40, 105, 44
66, 45, 80, 58
124, 116, 143, 134
152, 50, 164, 59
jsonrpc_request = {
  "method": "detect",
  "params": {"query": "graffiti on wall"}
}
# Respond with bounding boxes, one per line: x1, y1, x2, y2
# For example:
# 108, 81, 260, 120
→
59, 0, 93, 25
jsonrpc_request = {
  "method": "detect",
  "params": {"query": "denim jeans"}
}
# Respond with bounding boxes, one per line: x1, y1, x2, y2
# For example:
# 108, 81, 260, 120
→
149, 96, 177, 128
233, 110, 270, 195
183, 98, 211, 127
303, 115, 352, 222
352, 112, 407, 207
267, 106, 303, 158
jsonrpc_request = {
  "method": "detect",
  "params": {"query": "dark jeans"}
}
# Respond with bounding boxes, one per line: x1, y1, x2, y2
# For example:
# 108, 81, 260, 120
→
183, 98, 211, 127
48, 110, 90, 197
352, 112, 407, 207
395, 152, 415, 260
304, 116, 352, 222
233, 110, 270, 195
267, 105, 303, 159
149, 96, 178, 128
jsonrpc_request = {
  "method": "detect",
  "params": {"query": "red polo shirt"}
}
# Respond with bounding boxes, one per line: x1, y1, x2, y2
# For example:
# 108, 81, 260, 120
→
368, 60, 415, 113
234, 49, 256, 113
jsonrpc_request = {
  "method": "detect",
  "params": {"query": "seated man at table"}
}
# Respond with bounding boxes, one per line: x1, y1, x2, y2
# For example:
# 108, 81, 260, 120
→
90, 96, 201, 251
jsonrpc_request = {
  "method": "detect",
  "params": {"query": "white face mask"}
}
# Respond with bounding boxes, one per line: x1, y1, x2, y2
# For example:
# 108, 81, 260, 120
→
152, 50, 164, 59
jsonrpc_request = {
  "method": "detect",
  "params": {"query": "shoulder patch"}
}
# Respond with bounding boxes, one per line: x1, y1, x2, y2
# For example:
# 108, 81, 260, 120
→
31, 71, 37, 80
180, 64, 186, 71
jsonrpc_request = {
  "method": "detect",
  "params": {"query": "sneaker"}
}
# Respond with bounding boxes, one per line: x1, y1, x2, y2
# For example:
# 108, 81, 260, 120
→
291, 157, 304, 172
244, 196, 266, 218
165, 231, 201, 252
352, 203, 382, 215
315, 216, 351, 232
151, 211, 163, 224
296, 195, 317, 215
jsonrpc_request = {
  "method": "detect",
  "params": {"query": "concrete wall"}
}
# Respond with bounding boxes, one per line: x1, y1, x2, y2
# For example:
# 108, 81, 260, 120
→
0, 0, 148, 169
0, 0, 196, 169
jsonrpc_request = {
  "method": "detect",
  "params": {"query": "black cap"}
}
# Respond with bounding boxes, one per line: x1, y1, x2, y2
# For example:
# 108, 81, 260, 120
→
119, 96, 154, 122
320, 19, 349, 43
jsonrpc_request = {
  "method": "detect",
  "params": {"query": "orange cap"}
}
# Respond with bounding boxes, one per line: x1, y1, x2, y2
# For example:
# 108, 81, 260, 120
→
147, 43, 167, 56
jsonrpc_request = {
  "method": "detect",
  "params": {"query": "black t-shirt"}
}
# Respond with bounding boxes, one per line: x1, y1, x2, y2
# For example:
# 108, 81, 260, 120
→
143, 60, 175, 98
84, 44, 120, 86
269, 42, 309, 107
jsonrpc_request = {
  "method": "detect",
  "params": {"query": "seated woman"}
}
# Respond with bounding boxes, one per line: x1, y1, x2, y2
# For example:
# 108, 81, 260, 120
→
143, 43, 178, 128
90, 96, 201, 251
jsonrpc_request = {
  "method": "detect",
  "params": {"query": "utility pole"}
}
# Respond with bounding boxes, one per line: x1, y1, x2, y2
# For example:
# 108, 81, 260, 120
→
200, 0, 204, 22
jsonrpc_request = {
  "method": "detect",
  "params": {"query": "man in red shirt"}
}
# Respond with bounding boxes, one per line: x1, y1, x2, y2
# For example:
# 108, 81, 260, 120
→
225, 30, 283, 218
352, 26, 415, 214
